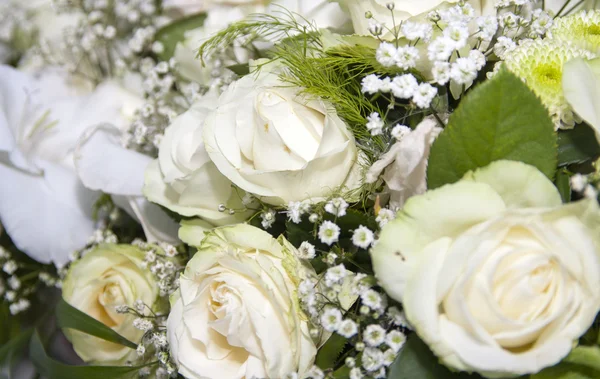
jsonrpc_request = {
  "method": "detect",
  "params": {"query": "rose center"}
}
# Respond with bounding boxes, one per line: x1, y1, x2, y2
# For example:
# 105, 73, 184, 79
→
492, 251, 559, 323
95, 282, 127, 327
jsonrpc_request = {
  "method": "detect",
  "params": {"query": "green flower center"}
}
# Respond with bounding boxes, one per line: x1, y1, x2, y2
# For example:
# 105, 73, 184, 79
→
585, 24, 600, 36
533, 64, 562, 86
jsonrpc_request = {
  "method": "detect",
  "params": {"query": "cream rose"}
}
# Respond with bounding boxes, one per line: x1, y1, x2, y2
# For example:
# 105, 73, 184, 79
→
167, 224, 317, 379
371, 160, 600, 377
144, 91, 252, 226
62, 244, 160, 364
203, 61, 361, 205
335, 0, 495, 36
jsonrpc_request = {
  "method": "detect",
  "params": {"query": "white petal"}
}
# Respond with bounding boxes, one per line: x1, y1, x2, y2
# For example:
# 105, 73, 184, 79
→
75, 125, 151, 196
563, 57, 600, 136
371, 181, 506, 302
127, 196, 179, 244
179, 219, 215, 247
463, 160, 562, 209
0, 160, 96, 264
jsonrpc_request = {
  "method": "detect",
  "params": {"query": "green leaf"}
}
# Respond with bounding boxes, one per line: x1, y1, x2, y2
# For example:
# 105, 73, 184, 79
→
387, 334, 481, 379
0, 328, 33, 378
563, 346, 600, 372
427, 69, 557, 189
557, 124, 600, 166
154, 13, 207, 60
531, 346, 600, 379
555, 169, 572, 203
315, 333, 348, 370
56, 298, 136, 349
226, 64, 250, 76
29, 331, 149, 379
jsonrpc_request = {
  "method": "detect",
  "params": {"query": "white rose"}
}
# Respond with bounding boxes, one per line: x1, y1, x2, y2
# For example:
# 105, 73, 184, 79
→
0, 66, 148, 264
62, 244, 160, 364
334, 0, 495, 36
203, 61, 361, 205
143, 91, 252, 226
366, 117, 442, 210
371, 160, 600, 377
167, 224, 317, 379
563, 57, 600, 141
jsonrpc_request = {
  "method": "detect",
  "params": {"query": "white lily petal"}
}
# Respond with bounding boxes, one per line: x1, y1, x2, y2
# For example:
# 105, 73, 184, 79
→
0, 160, 96, 264
75, 124, 151, 196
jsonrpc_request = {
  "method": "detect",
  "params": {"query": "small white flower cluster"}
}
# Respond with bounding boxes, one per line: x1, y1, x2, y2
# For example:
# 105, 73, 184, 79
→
286, 200, 313, 224
298, 264, 410, 379
361, 74, 438, 110
121, 57, 185, 154
490, 3, 553, 61
134, 240, 182, 297
375, 208, 396, 228
87, 227, 118, 245
41, 0, 165, 81
376, 42, 420, 70
0, 245, 48, 315
117, 297, 178, 378
571, 173, 600, 200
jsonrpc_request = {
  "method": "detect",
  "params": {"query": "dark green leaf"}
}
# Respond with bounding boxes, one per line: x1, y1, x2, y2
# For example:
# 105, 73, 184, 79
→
285, 220, 315, 248
226, 64, 250, 76
333, 209, 378, 233
427, 69, 557, 189
29, 331, 149, 379
0, 329, 33, 378
56, 298, 136, 349
555, 169, 572, 203
557, 124, 600, 166
387, 334, 482, 379
315, 333, 348, 370
154, 13, 207, 60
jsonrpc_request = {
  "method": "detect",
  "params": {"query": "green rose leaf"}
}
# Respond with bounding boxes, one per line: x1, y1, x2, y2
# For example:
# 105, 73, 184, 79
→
557, 124, 600, 166
30, 331, 149, 379
427, 69, 557, 189
387, 334, 482, 379
532, 346, 600, 379
315, 333, 348, 370
154, 13, 207, 60
56, 298, 137, 349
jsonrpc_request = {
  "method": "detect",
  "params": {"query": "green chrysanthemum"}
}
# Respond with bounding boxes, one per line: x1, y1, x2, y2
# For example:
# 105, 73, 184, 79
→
505, 39, 596, 129
550, 10, 600, 54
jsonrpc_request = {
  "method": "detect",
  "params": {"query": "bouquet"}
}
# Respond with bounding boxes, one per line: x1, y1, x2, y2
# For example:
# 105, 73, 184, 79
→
1, 0, 600, 378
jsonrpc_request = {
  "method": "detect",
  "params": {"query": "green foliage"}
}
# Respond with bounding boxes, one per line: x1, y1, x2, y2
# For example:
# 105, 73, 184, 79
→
154, 13, 207, 60
56, 298, 137, 349
0, 328, 33, 378
555, 169, 572, 203
387, 334, 482, 379
29, 331, 150, 379
557, 124, 600, 167
532, 346, 600, 379
315, 333, 348, 370
427, 69, 558, 189
198, 9, 313, 62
